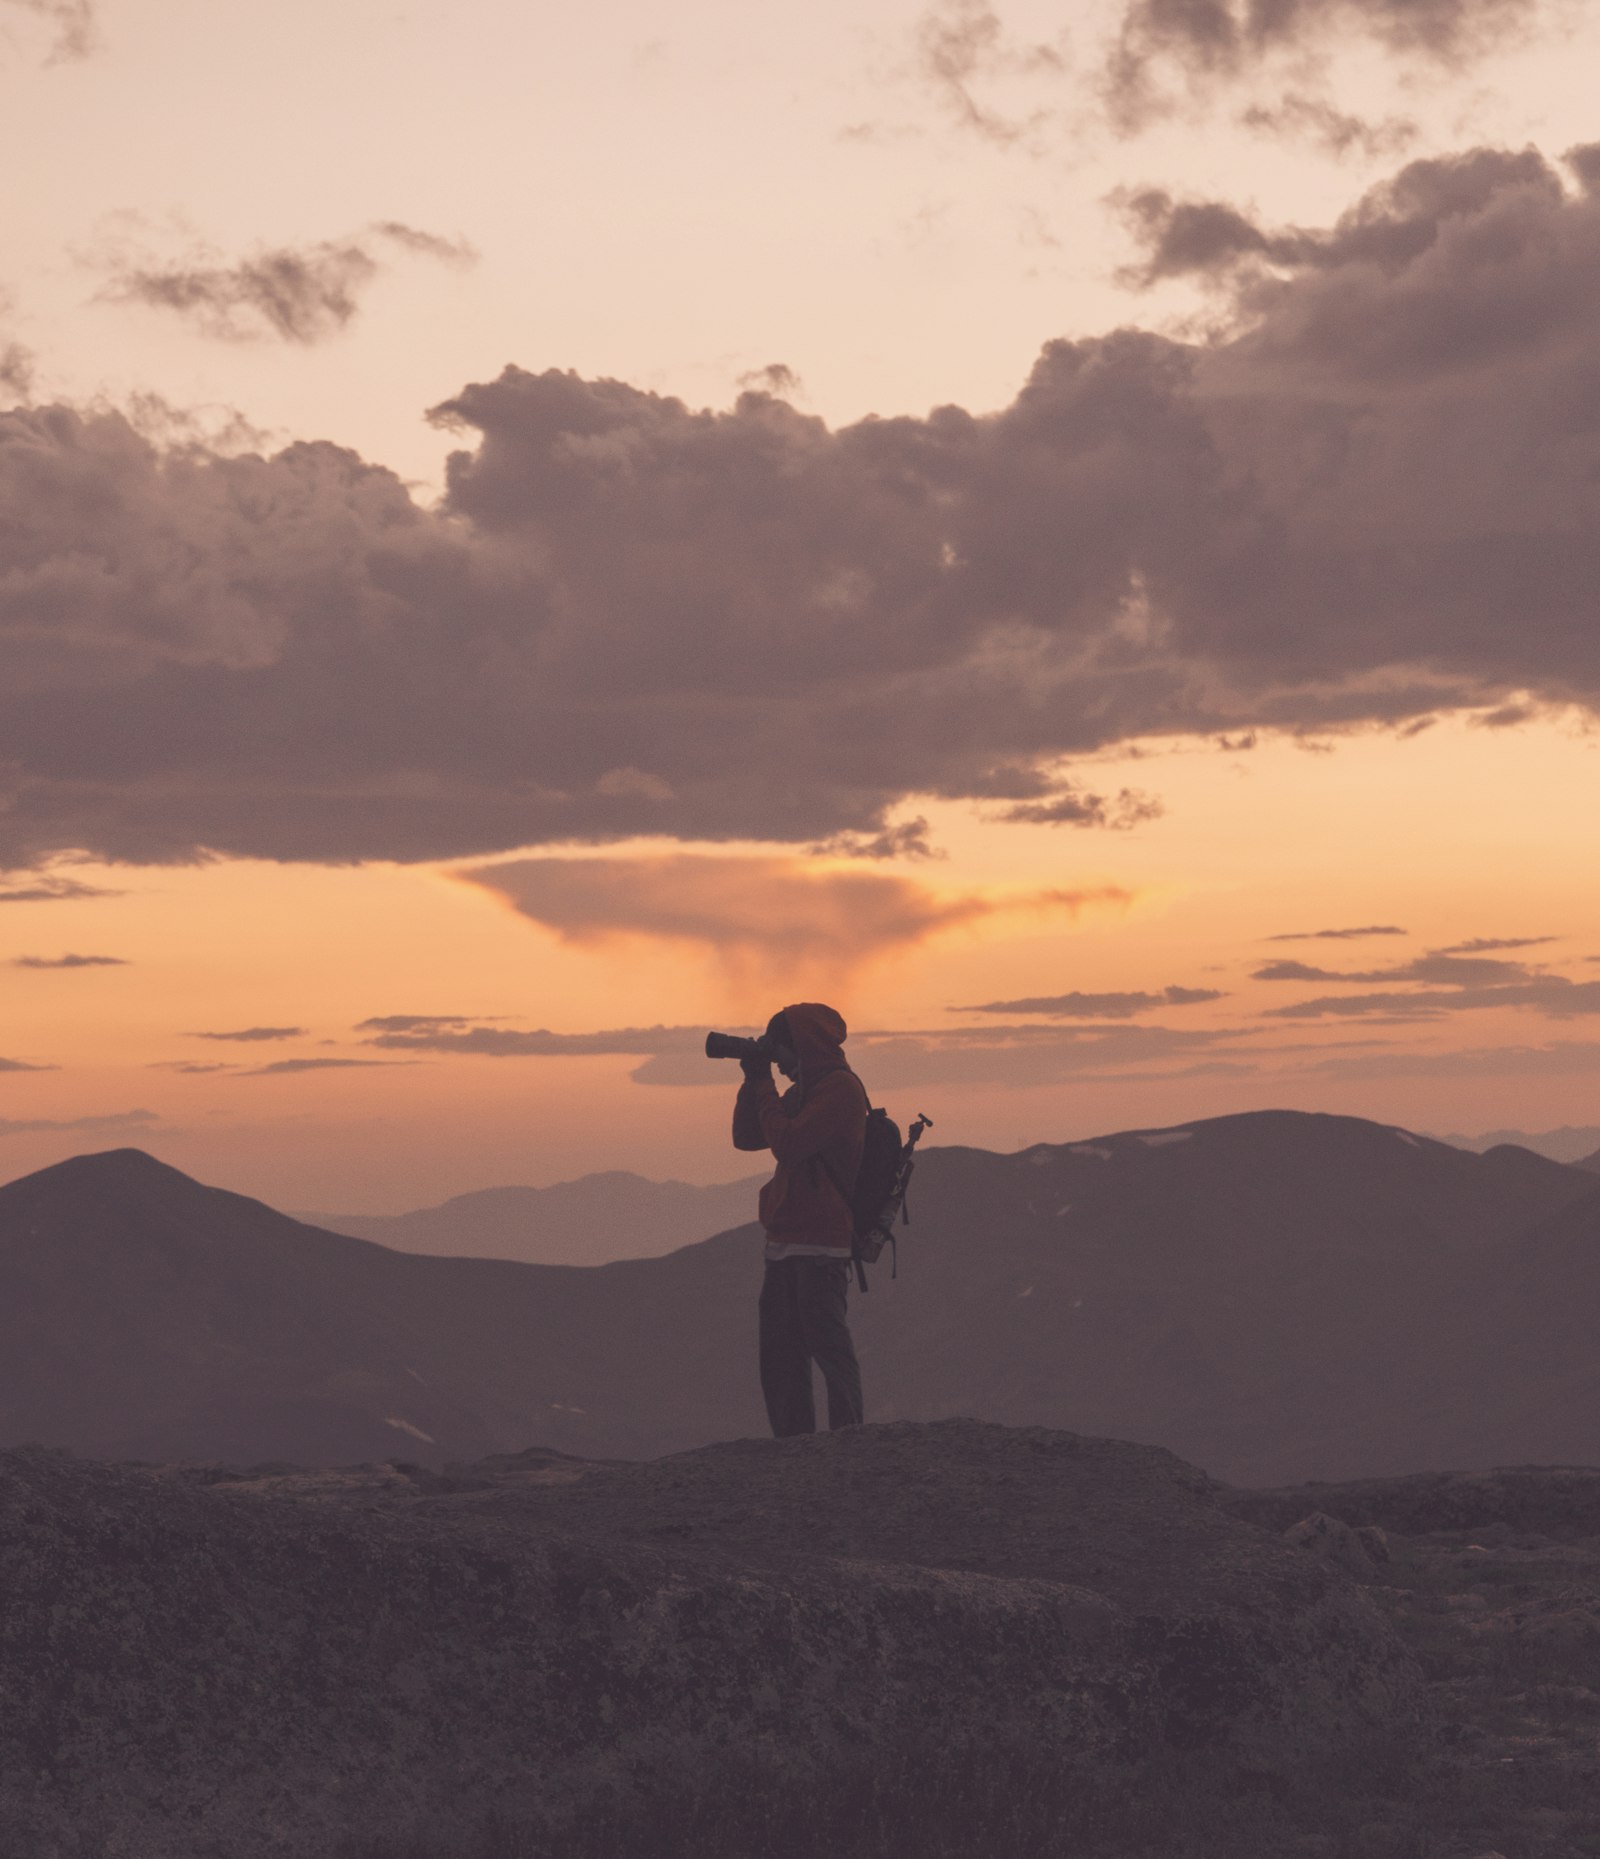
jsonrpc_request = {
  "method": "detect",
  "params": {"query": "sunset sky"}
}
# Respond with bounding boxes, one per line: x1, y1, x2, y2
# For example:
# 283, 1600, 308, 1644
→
5, 0, 1600, 1210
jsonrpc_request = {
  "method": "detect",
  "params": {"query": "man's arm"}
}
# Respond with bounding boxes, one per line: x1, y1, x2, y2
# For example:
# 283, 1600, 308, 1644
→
747, 1070, 859, 1165
732, 1078, 769, 1145
732, 1065, 771, 1150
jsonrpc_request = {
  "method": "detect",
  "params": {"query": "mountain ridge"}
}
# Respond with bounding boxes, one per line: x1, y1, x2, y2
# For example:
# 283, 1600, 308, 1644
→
4, 1109, 1599, 1483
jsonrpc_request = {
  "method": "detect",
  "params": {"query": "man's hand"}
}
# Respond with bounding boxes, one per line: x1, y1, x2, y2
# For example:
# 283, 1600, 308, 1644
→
740, 1053, 772, 1083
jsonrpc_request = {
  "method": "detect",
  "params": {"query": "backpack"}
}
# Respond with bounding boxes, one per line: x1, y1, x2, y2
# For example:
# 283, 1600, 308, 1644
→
822, 1107, 934, 1292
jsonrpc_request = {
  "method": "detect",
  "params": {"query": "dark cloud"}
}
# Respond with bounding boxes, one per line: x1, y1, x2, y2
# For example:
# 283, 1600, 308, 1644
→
1267, 926, 1408, 943
236, 1057, 400, 1077
955, 983, 1225, 1017
1106, 0, 1540, 131
0, 1108, 156, 1137
97, 222, 476, 345
8, 144, 1600, 868
914, 0, 1066, 144
0, 877, 120, 904
3, 0, 97, 61
0, 1056, 55, 1072
189, 1026, 304, 1043
12, 952, 125, 968
1116, 147, 1561, 289
452, 856, 1128, 977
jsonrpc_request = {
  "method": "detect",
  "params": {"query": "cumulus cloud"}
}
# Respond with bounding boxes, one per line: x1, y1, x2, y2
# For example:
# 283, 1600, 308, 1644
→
8, 144, 1600, 869
96, 221, 476, 345
2, 0, 96, 61
12, 952, 125, 968
1105, 0, 1540, 130
189, 1026, 304, 1043
452, 855, 1128, 978
0, 1108, 157, 1137
955, 983, 1225, 1017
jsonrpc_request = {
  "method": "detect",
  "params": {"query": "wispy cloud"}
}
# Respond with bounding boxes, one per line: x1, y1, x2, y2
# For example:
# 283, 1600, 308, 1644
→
95, 221, 476, 345
1264, 978, 1600, 1021
0, 1108, 157, 1138
1435, 936, 1558, 955
1266, 925, 1408, 943
1252, 953, 1537, 986
914, 0, 1067, 146
189, 1026, 304, 1043
12, 952, 126, 969
0, 1056, 56, 1072
236, 1057, 402, 1077
3, 0, 98, 63
0, 877, 121, 905
361, 1022, 717, 1060
955, 984, 1224, 1018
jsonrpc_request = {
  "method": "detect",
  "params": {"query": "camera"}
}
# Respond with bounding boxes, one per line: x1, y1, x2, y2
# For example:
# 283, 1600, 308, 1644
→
705, 1032, 775, 1062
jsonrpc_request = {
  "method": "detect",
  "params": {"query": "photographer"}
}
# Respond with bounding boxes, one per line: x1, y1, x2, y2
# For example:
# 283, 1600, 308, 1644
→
731, 1003, 868, 1437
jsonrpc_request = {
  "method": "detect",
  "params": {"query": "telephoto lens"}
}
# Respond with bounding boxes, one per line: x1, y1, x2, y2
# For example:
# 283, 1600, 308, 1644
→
706, 1033, 773, 1063
705, 1032, 767, 1061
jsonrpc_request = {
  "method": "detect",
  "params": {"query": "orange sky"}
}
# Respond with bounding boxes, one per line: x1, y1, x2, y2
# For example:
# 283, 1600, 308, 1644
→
5, 0, 1600, 1207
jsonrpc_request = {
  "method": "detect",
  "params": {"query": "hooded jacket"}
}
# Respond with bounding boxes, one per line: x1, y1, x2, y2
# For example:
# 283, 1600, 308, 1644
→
733, 1002, 868, 1253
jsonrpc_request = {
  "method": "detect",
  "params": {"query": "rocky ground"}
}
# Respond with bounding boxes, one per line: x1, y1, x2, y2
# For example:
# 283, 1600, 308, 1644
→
2, 1428, 1598, 1858
1220, 1469, 1600, 1859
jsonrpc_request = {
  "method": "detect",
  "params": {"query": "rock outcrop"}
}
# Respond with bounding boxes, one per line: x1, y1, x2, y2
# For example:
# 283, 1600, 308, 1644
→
0, 1420, 1423, 1859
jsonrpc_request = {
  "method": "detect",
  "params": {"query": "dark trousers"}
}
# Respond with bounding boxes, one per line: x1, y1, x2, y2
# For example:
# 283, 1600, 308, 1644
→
758, 1256, 864, 1437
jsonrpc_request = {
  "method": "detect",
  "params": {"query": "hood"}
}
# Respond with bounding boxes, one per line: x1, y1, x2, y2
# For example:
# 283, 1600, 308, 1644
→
781, 1002, 849, 1080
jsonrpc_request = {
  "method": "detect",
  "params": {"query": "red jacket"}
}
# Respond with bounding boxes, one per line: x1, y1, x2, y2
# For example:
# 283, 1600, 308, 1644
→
733, 1002, 867, 1251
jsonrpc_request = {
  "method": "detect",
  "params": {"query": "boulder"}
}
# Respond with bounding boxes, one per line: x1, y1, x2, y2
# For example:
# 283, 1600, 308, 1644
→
1283, 1509, 1385, 1579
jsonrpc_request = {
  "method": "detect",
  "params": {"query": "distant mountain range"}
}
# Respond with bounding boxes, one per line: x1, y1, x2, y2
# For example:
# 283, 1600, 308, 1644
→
301, 1170, 765, 1265
5, 1111, 1600, 1483
1434, 1125, 1600, 1166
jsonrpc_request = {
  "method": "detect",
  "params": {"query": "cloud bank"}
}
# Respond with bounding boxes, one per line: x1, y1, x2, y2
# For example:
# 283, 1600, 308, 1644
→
4, 143, 1600, 870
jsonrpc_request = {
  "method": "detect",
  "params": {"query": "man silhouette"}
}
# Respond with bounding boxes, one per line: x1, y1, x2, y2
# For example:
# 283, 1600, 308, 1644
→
733, 1002, 868, 1436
